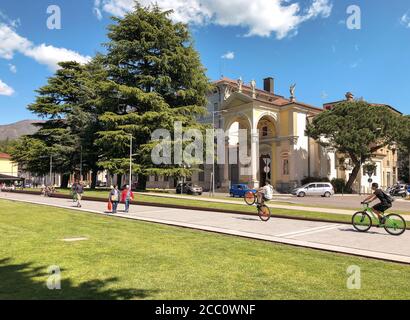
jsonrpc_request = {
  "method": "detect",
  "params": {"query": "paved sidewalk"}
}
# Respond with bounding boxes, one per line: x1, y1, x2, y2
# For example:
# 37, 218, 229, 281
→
140, 192, 410, 220
1, 192, 409, 264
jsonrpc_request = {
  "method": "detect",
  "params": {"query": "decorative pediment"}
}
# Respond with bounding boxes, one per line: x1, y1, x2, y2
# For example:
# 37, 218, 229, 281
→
222, 92, 254, 108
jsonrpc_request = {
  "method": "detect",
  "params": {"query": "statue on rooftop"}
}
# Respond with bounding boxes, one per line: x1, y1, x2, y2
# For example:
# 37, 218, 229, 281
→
290, 83, 296, 101
237, 77, 243, 93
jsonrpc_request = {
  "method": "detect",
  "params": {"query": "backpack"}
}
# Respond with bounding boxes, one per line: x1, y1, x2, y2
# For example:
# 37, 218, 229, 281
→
382, 190, 395, 204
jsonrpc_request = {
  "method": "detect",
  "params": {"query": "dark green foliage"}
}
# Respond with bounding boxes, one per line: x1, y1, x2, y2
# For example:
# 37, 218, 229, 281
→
306, 101, 405, 190
331, 178, 352, 194
0, 139, 14, 154
95, 4, 211, 188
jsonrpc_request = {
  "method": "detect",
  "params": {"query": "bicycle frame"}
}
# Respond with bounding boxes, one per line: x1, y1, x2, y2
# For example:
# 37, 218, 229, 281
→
362, 204, 381, 221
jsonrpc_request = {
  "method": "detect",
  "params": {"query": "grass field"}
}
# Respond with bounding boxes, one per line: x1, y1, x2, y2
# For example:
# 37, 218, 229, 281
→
1, 199, 410, 300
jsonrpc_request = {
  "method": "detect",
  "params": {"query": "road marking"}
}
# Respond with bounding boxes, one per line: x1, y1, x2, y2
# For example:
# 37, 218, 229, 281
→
276, 224, 343, 238
286, 224, 344, 238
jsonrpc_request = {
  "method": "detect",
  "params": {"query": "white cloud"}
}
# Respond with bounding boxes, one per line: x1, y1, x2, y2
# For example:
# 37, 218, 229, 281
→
0, 23, 91, 71
0, 79, 14, 96
94, 0, 333, 39
8, 63, 16, 73
400, 13, 410, 28
221, 51, 235, 60
24, 44, 91, 71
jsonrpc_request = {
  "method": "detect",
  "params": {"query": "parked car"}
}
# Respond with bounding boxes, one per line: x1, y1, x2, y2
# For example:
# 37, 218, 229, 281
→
176, 183, 203, 195
292, 182, 334, 198
229, 184, 257, 198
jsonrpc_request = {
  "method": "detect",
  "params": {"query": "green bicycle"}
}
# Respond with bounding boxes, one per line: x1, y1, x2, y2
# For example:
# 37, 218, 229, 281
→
352, 203, 406, 236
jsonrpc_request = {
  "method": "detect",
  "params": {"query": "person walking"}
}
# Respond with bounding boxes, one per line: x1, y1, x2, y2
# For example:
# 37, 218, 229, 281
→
109, 185, 120, 214
121, 185, 134, 213
75, 181, 84, 208
71, 181, 78, 203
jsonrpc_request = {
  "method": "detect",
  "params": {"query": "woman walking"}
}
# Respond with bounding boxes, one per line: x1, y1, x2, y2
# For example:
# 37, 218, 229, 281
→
121, 185, 134, 213
109, 185, 120, 214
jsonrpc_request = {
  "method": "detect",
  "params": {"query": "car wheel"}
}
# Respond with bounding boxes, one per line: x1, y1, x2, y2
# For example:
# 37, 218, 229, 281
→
230, 193, 234, 197
324, 192, 331, 198
298, 192, 306, 198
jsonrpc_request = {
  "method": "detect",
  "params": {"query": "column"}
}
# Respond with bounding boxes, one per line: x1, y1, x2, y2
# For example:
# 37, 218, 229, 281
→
251, 129, 259, 188
271, 142, 276, 186
222, 137, 230, 188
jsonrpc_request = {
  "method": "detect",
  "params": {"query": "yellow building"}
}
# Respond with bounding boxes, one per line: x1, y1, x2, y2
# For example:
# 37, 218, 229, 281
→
146, 78, 401, 193
0, 153, 18, 177
147, 77, 323, 192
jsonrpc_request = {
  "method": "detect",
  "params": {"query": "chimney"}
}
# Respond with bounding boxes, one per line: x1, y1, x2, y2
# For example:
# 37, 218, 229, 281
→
263, 77, 274, 94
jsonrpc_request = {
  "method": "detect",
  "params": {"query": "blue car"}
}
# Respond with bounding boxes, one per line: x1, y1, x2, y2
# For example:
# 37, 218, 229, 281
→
229, 184, 257, 198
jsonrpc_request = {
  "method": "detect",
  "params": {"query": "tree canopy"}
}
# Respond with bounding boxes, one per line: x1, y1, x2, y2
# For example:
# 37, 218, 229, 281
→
95, 4, 210, 188
10, 4, 210, 189
306, 100, 405, 190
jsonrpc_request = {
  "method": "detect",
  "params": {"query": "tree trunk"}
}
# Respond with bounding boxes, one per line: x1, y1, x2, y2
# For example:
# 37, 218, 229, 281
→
61, 174, 70, 189
137, 174, 147, 191
117, 174, 123, 188
346, 163, 361, 192
90, 170, 98, 190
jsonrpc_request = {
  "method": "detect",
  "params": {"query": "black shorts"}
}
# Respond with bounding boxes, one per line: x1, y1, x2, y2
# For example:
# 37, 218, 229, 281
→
373, 202, 392, 213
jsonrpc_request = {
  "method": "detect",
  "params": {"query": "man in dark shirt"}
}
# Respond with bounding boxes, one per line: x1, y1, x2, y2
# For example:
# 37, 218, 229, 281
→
363, 183, 392, 223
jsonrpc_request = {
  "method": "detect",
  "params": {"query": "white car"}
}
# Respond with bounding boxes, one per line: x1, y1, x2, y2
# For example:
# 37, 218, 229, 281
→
292, 182, 335, 198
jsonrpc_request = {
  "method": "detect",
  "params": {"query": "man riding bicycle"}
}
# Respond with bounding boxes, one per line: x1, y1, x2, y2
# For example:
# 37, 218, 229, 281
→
256, 180, 274, 205
362, 182, 393, 224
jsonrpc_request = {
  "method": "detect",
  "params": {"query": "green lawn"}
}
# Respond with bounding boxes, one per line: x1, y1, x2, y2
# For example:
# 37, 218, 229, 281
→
1, 199, 409, 300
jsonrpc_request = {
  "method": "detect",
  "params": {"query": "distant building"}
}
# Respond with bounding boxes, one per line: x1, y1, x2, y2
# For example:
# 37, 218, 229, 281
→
0, 153, 18, 177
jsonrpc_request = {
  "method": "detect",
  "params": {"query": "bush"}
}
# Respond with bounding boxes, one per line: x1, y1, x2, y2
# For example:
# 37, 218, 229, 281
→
331, 178, 352, 194
301, 176, 330, 186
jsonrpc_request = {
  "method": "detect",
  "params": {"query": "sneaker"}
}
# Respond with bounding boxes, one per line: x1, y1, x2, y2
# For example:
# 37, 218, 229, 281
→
379, 217, 386, 225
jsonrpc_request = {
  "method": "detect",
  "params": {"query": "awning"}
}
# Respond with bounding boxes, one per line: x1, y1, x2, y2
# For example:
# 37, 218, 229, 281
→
0, 174, 24, 182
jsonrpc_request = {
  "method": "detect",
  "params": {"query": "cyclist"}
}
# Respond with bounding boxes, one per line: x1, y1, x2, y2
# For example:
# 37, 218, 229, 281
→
362, 182, 393, 224
256, 180, 274, 206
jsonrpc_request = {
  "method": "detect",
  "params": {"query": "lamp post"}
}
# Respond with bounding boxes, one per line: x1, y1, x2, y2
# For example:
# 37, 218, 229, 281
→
49, 155, 53, 186
211, 110, 227, 197
128, 134, 133, 189
80, 145, 83, 181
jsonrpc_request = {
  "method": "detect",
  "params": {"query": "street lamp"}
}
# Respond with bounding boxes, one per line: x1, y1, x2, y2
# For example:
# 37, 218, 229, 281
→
39, 154, 55, 186
128, 134, 134, 189
211, 109, 227, 196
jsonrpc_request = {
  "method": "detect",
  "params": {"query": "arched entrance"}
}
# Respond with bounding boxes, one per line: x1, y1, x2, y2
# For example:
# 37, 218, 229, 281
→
257, 115, 277, 187
224, 114, 252, 187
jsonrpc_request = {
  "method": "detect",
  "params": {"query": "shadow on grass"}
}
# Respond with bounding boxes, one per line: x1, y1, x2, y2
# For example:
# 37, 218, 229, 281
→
0, 258, 158, 300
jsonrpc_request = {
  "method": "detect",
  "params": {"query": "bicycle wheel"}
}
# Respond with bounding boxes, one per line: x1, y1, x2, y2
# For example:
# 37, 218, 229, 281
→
245, 191, 256, 206
352, 211, 372, 232
384, 214, 406, 236
258, 205, 271, 222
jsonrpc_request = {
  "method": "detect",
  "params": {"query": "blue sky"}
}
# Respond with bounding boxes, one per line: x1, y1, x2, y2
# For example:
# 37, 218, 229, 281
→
1, 0, 410, 125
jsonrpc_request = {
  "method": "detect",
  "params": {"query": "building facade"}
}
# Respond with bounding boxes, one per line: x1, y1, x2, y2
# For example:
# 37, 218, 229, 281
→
0, 153, 18, 177
147, 77, 401, 193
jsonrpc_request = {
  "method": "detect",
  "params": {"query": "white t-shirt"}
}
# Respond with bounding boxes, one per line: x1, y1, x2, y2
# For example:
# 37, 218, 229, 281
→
263, 185, 274, 200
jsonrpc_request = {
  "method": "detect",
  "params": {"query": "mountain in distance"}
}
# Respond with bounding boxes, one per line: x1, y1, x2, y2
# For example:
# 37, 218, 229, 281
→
0, 120, 44, 140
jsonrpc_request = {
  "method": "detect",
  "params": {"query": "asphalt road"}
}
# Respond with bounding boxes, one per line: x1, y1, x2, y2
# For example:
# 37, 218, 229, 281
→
277, 195, 410, 213
200, 192, 410, 213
